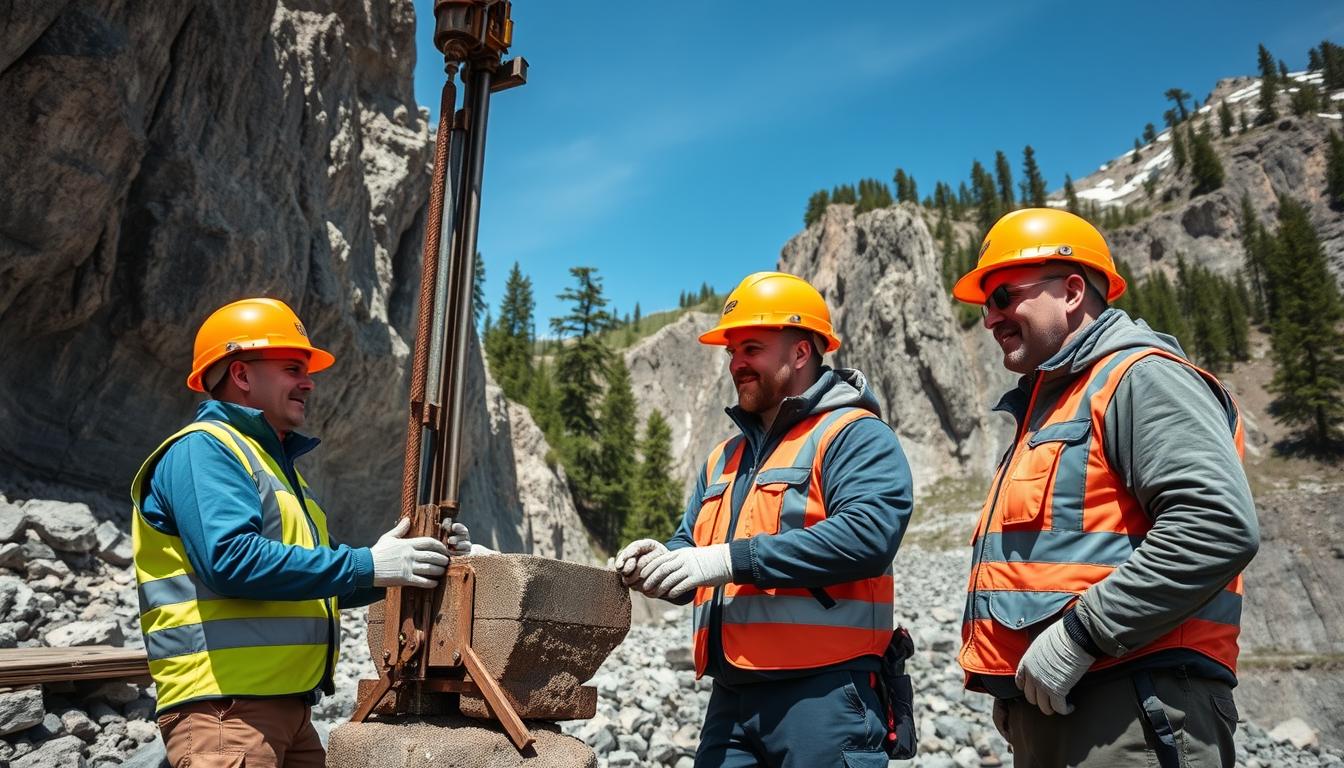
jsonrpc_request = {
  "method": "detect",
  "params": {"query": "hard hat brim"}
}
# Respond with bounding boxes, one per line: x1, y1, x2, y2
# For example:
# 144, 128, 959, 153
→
698, 320, 841, 353
186, 345, 336, 392
952, 254, 1127, 305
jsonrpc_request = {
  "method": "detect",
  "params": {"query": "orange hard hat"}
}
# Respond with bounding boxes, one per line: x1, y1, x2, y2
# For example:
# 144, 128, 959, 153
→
698, 272, 841, 352
952, 207, 1126, 304
186, 298, 335, 392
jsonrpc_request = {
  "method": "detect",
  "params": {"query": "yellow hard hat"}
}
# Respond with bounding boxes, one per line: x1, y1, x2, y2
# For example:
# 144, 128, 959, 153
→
698, 272, 841, 352
952, 208, 1126, 304
187, 298, 335, 392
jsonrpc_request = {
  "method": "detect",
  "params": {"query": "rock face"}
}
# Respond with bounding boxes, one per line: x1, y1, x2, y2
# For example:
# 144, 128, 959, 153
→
1063, 74, 1344, 283
0, 1, 591, 557
626, 204, 1014, 496
780, 203, 1015, 487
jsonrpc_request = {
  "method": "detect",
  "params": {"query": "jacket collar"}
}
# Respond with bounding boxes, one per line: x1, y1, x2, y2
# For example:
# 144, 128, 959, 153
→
193, 399, 320, 464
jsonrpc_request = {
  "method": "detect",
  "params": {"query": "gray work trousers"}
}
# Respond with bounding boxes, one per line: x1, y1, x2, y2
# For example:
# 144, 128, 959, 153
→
1000, 668, 1239, 767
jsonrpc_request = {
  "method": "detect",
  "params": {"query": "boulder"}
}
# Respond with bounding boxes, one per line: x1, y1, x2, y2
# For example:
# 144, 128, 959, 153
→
94, 521, 132, 567
1269, 717, 1320, 750
0, 686, 45, 736
12, 734, 87, 768
0, 499, 26, 542
23, 501, 98, 553
44, 619, 124, 647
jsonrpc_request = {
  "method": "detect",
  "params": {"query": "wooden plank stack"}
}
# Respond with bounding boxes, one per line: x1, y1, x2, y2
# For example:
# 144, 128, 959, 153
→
0, 646, 149, 688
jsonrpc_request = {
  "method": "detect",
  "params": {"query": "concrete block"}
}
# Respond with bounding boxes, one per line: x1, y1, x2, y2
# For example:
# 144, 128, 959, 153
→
327, 717, 596, 768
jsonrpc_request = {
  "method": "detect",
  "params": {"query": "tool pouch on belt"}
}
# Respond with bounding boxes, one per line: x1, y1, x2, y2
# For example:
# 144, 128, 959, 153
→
873, 626, 917, 760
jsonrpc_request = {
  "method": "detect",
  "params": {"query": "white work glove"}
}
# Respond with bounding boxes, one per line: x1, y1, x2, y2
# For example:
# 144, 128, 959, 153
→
1015, 618, 1095, 716
614, 539, 668, 591
370, 518, 450, 588
638, 544, 733, 599
441, 520, 473, 556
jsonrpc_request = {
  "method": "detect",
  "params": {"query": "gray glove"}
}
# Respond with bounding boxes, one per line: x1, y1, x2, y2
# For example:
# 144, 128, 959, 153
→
1015, 617, 1095, 715
370, 518, 450, 588
638, 544, 732, 599
441, 520, 473, 556
614, 538, 668, 591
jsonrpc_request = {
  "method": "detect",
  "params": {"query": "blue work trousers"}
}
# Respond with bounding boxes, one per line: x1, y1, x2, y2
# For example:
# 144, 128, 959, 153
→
695, 669, 889, 768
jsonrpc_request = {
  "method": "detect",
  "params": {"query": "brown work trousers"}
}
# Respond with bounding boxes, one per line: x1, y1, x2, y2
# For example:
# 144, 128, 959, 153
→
157, 696, 325, 768
1001, 668, 1239, 767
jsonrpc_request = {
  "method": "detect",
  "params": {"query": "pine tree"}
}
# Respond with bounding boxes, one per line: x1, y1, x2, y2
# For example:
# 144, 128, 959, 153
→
971, 160, 1000, 229
1224, 278, 1251, 363
1020, 145, 1046, 207
633, 302, 641, 331
1218, 101, 1235, 137
1165, 87, 1192, 122
1278, 59, 1290, 80
1189, 125, 1225, 195
594, 357, 638, 550
1265, 198, 1344, 451
1063, 174, 1079, 215
1143, 270, 1191, 347
528, 357, 563, 443
550, 267, 615, 503
484, 261, 536, 402
622, 409, 684, 544
1239, 111, 1250, 132
1143, 123, 1158, 144
472, 251, 488, 330
1323, 41, 1344, 90
1171, 126, 1188, 170
1257, 44, 1279, 124
804, 189, 830, 227
1239, 194, 1269, 321
1327, 130, 1344, 209
1291, 82, 1320, 116
957, 181, 972, 215
1177, 257, 1230, 370
1111, 258, 1142, 319
831, 184, 857, 205
856, 178, 893, 213
994, 150, 1015, 208
1310, 46, 1324, 72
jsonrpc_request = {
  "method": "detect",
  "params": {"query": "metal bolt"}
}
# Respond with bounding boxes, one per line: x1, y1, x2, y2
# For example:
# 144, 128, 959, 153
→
453, 651, 461, 664
1016, 618, 1024, 627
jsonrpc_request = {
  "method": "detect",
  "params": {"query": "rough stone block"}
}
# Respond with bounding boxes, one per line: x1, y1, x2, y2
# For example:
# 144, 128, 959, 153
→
94, 521, 132, 567
327, 717, 596, 768
366, 554, 629, 722
0, 686, 45, 736
12, 734, 86, 768
0, 499, 26, 543
44, 620, 123, 648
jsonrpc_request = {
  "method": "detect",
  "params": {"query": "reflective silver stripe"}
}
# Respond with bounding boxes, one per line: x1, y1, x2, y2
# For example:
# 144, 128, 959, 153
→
144, 616, 329, 661
721, 594, 889, 630
972, 530, 1140, 567
709, 436, 744, 484
1192, 589, 1242, 626
692, 601, 713, 632
776, 408, 859, 531
138, 572, 223, 611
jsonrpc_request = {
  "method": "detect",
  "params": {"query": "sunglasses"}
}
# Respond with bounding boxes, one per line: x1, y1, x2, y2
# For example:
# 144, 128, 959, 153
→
980, 276, 1070, 318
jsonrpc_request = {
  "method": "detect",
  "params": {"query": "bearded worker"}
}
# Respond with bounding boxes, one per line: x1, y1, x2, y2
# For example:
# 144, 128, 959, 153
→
132, 298, 473, 768
615, 272, 914, 767
954, 208, 1258, 767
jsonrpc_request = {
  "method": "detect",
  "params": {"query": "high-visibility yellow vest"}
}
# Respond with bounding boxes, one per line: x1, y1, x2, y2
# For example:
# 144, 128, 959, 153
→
131, 420, 338, 713
691, 407, 894, 676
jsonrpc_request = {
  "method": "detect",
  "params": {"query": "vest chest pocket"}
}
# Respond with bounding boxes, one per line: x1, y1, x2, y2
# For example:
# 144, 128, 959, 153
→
999, 419, 1091, 527
693, 482, 730, 546
742, 467, 812, 537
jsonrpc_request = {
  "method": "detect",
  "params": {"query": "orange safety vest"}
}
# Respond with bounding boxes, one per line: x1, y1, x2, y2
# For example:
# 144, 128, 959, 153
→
690, 407, 894, 678
959, 347, 1246, 684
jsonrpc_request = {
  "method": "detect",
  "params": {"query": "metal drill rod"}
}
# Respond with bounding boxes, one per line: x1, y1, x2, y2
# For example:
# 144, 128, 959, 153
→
438, 64, 495, 509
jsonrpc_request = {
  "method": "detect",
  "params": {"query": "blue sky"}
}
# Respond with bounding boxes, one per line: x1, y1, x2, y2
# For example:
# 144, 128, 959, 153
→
410, 1, 1341, 330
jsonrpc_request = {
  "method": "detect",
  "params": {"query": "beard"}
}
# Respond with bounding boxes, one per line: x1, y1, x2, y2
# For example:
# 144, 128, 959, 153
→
735, 369, 788, 414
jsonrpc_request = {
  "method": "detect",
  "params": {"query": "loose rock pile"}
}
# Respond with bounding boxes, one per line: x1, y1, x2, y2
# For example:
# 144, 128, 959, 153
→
4, 487, 1342, 768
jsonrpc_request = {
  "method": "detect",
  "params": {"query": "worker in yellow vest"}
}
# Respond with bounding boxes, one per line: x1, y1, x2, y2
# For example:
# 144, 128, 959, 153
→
615, 272, 914, 766
132, 298, 472, 768
953, 209, 1258, 767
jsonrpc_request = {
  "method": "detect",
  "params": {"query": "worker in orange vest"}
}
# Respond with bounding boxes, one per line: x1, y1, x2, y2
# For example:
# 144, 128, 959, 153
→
953, 209, 1258, 767
615, 272, 914, 766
